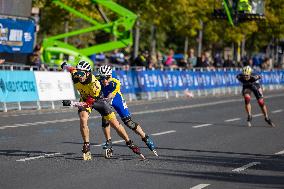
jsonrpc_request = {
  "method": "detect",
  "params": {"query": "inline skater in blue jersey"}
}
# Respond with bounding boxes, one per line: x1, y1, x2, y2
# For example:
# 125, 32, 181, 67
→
237, 66, 275, 127
97, 65, 158, 158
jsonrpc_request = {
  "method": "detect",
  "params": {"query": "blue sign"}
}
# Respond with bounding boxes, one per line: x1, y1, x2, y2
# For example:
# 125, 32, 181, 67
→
114, 70, 136, 94
0, 18, 35, 53
0, 71, 39, 102
112, 70, 284, 94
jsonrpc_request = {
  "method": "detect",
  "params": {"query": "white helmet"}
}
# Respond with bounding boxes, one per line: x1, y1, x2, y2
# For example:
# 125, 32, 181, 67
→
76, 60, 91, 72
98, 65, 112, 76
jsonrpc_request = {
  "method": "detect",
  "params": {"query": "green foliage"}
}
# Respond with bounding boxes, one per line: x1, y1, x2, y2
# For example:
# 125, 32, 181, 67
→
33, 0, 284, 54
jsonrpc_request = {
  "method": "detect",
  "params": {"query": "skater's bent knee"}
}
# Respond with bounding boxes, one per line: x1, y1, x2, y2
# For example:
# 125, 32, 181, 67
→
244, 95, 251, 104
258, 98, 265, 107
122, 117, 138, 130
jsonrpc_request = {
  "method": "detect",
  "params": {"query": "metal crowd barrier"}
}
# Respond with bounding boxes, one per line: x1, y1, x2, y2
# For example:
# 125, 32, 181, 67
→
0, 65, 283, 112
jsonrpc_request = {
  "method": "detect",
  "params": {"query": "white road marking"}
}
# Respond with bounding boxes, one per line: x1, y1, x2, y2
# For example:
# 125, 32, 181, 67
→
252, 113, 262, 117
192, 124, 212, 128
232, 162, 261, 172
132, 99, 242, 116
16, 153, 61, 162
0, 109, 73, 118
272, 109, 283, 113
275, 150, 284, 155
1, 94, 284, 130
151, 130, 176, 136
93, 140, 125, 147
190, 184, 210, 189
225, 118, 241, 122
112, 140, 125, 144
0, 116, 100, 130
93, 130, 176, 147
93, 143, 104, 147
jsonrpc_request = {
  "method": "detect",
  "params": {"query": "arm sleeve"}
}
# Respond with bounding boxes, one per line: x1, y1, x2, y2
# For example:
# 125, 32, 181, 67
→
111, 79, 121, 96
66, 66, 76, 73
236, 74, 241, 81
251, 74, 261, 81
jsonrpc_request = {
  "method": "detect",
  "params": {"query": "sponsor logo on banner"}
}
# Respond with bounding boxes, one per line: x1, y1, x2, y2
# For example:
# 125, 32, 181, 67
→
0, 18, 35, 53
34, 72, 75, 101
0, 71, 38, 102
113, 70, 284, 94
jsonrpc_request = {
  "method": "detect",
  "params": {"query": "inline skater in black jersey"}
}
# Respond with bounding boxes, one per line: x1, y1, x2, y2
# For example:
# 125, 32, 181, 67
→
236, 66, 275, 127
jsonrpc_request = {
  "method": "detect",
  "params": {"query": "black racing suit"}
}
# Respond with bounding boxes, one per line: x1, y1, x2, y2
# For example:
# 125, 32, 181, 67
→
236, 73, 263, 100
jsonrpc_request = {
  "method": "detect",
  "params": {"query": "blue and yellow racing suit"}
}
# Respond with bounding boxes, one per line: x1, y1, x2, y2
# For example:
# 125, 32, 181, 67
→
97, 76, 130, 119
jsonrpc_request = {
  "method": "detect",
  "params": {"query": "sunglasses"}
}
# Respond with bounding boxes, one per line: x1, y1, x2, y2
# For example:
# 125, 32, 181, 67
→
75, 71, 86, 77
100, 75, 111, 80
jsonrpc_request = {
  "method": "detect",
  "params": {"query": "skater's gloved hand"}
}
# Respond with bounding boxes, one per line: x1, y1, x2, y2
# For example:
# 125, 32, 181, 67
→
104, 98, 113, 105
60, 61, 67, 70
85, 96, 95, 107
62, 100, 71, 106
252, 75, 260, 80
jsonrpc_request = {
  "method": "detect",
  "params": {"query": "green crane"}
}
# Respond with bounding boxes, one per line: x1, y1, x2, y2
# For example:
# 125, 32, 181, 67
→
42, 0, 137, 68
213, 0, 265, 26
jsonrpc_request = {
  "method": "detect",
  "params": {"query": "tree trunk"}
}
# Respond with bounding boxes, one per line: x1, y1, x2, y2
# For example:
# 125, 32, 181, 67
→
133, 19, 140, 59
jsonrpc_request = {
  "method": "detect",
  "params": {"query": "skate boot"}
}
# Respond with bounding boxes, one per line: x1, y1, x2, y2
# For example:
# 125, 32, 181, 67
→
142, 135, 158, 156
247, 114, 252, 127
82, 142, 92, 160
265, 117, 276, 127
102, 139, 113, 159
126, 140, 145, 160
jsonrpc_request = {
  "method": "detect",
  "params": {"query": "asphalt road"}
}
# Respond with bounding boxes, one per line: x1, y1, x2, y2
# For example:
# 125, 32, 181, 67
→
0, 91, 283, 189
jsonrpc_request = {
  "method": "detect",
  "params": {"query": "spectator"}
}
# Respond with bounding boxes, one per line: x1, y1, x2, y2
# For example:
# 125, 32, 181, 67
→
148, 53, 158, 69
223, 55, 235, 67
197, 52, 210, 67
156, 51, 164, 69
96, 53, 106, 65
122, 51, 131, 70
0, 59, 4, 64
213, 53, 223, 68
110, 50, 125, 65
252, 55, 263, 68
261, 57, 273, 70
245, 58, 253, 67
164, 49, 178, 68
132, 51, 149, 67
241, 55, 249, 65
205, 51, 213, 65
29, 44, 47, 70
177, 58, 188, 68
187, 48, 197, 68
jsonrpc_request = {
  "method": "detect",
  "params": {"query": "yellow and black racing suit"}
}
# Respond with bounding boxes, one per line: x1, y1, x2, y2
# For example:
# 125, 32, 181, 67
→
69, 68, 116, 121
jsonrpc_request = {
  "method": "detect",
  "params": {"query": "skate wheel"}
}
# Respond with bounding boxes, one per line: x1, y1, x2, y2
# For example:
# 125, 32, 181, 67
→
270, 122, 276, 127
247, 122, 252, 127
83, 151, 92, 160
104, 149, 113, 159
139, 153, 146, 160
152, 150, 159, 157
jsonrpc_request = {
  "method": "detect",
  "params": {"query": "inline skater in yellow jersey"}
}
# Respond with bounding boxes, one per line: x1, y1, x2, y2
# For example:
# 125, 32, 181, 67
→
61, 61, 145, 160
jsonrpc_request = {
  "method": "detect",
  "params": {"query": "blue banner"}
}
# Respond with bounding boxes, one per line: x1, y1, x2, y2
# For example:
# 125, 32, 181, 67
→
114, 70, 136, 94
0, 18, 35, 53
0, 71, 38, 102
113, 70, 284, 94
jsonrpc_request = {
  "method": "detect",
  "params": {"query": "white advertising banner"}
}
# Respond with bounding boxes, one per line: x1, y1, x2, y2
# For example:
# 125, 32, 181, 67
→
34, 71, 75, 101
